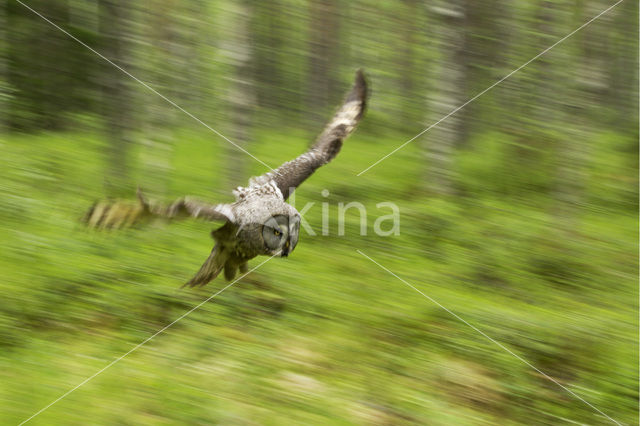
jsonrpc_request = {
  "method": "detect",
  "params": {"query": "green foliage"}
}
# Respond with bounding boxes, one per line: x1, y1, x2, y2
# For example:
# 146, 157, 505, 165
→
1, 0, 637, 423
0, 128, 636, 425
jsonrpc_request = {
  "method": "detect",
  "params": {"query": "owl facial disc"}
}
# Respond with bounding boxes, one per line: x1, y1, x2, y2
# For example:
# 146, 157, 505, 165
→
262, 214, 300, 257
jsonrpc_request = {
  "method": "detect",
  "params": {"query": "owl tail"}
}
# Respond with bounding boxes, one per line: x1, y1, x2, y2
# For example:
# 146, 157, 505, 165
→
183, 245, 228, 288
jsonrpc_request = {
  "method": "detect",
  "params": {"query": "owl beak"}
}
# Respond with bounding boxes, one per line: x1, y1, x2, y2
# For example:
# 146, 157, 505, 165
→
281, 240, 290, 257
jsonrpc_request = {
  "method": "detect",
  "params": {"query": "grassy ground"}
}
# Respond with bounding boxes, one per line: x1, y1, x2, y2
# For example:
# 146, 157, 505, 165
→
0, 127, 637, 425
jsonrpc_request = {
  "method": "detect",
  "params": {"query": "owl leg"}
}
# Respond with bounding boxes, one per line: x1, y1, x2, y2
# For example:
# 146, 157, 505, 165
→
239, 262, 248, 273
224, 261, 238, 281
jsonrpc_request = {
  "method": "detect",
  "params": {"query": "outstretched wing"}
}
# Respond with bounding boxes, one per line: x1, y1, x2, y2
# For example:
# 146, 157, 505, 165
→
250, 69, 368, 200
84, 188, 233, 229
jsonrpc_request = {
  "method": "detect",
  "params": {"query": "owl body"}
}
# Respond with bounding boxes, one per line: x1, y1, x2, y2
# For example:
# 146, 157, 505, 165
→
230, 180, 300, 255
230, 179, 297, 229
190, 179, 302, 284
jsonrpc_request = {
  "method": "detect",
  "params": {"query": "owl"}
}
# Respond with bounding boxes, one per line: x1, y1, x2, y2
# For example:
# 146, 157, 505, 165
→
85, 70, 368, 287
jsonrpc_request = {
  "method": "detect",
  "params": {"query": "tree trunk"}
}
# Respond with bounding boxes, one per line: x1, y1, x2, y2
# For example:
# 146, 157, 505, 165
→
99, 0, 134, 197
254, 0, 284, 114
223, 1, 255, 189
422, 0, 467, 195
554, 0, 612, 221
306, 0, 340, 132
138, 0, 182, 196
0, 0, 7, 134
397, 0, 420, 123
606, 0, 638, 133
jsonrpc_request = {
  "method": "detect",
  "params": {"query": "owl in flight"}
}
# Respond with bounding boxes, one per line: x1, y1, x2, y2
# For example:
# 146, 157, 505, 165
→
85, 70, 368, 287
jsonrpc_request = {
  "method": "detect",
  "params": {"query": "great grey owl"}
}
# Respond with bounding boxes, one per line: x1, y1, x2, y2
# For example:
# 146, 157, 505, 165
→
85, 70, 367, 287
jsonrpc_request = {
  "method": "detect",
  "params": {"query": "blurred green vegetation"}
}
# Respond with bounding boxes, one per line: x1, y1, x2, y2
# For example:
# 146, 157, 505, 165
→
0, 124, 636, 424
1, 0, 638, 424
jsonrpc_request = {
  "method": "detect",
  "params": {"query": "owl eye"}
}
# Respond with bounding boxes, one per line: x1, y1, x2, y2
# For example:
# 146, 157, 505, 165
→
262, 216, 288, 250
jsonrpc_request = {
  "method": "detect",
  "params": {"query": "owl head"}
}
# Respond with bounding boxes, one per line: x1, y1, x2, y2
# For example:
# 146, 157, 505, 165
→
261, 213, 300, 257
232, 185, 302, 257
